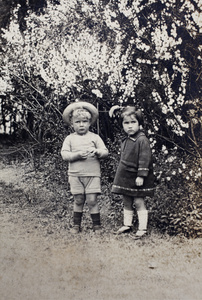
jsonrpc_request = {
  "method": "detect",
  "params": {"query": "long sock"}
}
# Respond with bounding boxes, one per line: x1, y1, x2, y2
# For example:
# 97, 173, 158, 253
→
123, 209, 133, 227
73, 211, 83, 226
137, 210, 148, 230
91, 213, 101, 226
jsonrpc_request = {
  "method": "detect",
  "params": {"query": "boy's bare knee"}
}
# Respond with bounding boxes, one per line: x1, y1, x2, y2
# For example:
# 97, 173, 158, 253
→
86, 194, 97, 209
87, 199, 97, 208
74, 194, 85, 206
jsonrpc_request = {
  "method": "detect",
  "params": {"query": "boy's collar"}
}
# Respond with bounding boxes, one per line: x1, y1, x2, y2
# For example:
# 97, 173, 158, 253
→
74, 131, 90, 136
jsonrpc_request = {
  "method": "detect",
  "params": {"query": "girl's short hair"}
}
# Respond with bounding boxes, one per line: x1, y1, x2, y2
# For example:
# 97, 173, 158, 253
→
121, 106, 144, 126
71, 108, 92, 122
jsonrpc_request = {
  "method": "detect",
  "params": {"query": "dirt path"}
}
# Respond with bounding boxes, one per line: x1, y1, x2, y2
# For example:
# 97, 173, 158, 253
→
0, 163, 202, 300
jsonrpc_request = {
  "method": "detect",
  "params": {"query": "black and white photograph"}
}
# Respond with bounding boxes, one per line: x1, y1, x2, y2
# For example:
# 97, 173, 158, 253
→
0, 0, 201, 299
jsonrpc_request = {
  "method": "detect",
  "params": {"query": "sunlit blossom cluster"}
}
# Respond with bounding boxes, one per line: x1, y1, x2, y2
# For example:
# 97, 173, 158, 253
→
154, 145, 201, 186
1, 0, 201, 149
180, 0, 202, 37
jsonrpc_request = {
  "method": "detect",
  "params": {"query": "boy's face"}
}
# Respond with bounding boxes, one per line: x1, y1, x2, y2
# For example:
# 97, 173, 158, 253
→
72, 115, 91, 135
122, 115, 140, 136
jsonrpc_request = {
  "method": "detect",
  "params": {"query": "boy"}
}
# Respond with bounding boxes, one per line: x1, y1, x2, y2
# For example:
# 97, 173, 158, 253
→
61, 101, 108, 233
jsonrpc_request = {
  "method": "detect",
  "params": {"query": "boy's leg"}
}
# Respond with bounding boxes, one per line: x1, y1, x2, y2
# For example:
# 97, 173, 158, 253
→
86, 193, 99, 214
68, 176, 85, 232
83, 177, 102, 231
133, 197, 148, 238
117, 195, 134, 234
71, 194, 85, 233
74, 194, 85, 212
86, 193, 101, 231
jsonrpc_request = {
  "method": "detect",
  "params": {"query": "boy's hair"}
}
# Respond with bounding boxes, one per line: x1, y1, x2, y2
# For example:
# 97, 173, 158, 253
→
121, 106, 144, 126
71, 108, 92, 122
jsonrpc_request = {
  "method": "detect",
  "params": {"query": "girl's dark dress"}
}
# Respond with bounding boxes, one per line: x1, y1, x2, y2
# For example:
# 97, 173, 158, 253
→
112, 130, 154, 197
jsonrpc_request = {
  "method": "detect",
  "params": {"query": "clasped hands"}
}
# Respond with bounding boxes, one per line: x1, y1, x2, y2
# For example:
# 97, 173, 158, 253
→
78, 149, 101, 159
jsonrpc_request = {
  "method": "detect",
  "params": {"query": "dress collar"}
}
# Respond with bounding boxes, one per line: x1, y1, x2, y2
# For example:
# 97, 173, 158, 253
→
125, 130, 145, 142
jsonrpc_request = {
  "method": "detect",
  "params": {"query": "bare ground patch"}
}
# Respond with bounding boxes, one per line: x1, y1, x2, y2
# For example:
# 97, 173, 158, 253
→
0, 161, 202, 300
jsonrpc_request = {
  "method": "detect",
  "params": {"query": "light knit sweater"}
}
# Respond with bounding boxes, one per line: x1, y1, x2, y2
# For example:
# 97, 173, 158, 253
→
61, 131, 108, 176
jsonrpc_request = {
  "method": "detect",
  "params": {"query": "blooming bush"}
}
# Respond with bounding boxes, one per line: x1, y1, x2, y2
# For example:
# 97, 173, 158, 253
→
1, 0, 201, 155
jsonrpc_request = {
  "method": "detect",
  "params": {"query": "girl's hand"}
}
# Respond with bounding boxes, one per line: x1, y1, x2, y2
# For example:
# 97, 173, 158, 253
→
136, 177, 144, 186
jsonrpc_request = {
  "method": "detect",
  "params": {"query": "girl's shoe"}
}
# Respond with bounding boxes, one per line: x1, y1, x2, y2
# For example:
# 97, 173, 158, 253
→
132, 229, 147, 240
70, 225, 80, 234
116, 225, 132, 234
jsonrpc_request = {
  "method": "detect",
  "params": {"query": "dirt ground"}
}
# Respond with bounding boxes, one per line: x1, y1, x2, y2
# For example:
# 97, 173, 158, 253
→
0, 162, 202, 300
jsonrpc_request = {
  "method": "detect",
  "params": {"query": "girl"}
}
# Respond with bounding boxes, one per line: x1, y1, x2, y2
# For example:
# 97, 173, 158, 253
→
110, 106, 155, 239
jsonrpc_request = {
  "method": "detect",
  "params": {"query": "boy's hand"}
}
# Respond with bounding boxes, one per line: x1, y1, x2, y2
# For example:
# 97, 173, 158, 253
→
78, 151, 89, 160
136, 177, 144, 186
90, 149, 101, 157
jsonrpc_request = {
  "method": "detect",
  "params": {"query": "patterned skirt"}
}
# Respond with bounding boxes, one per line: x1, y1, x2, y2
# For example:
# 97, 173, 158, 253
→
112, 163, 155, 197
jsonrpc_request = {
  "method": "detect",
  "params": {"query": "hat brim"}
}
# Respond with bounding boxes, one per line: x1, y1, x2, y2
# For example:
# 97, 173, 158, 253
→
62, 101, 98, 125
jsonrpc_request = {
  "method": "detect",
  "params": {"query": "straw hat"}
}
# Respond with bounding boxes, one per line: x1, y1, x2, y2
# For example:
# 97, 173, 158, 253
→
62, 101, 98, 125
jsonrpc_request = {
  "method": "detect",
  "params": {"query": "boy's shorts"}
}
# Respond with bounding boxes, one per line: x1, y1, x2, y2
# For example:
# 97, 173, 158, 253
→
68, 176, 101, 195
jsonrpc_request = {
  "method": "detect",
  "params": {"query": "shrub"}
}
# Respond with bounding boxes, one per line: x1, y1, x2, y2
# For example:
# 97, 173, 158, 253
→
147, 150, 201, 238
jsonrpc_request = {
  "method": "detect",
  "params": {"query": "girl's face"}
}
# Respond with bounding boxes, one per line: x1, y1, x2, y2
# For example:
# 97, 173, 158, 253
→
72, 115, 91, 135
122, 115, 140, 136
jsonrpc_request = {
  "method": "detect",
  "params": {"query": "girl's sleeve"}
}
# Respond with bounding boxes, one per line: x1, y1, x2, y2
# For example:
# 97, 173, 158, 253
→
137, 137, 152, 177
